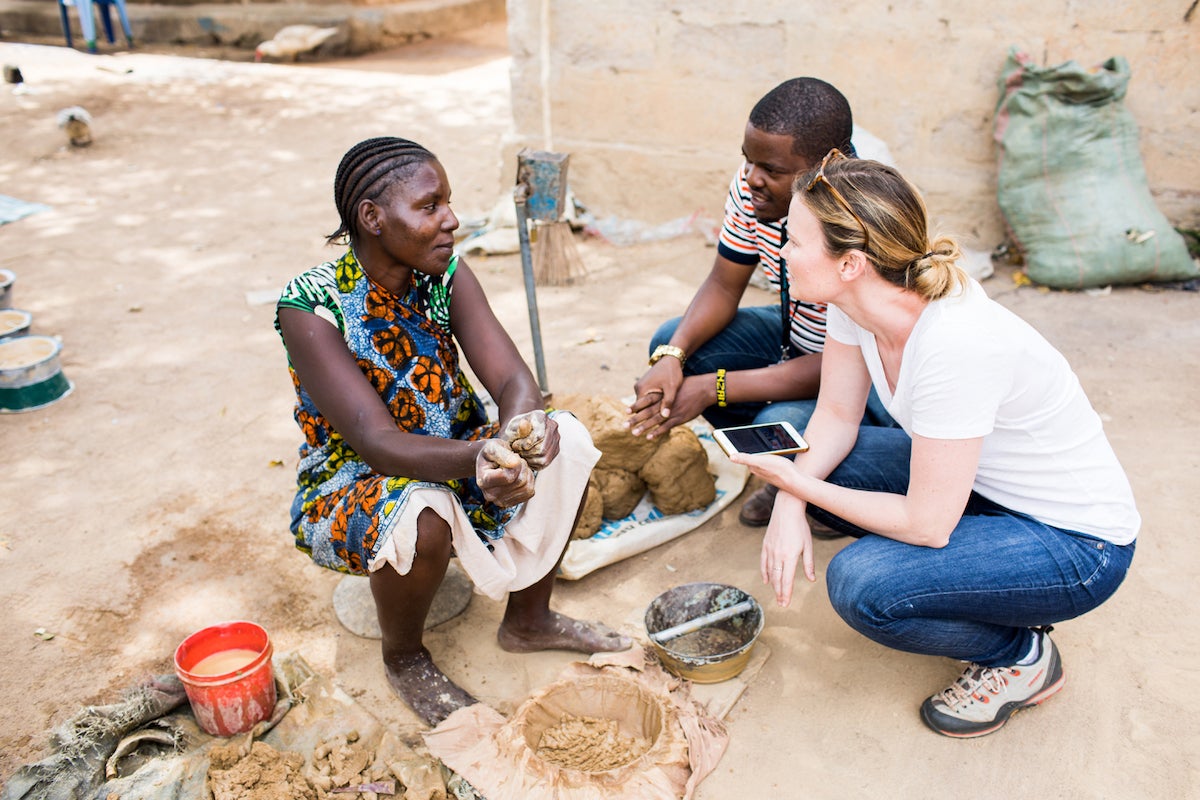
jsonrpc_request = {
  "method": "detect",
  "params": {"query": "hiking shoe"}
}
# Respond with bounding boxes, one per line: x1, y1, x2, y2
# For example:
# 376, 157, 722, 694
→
738, 483, 778, 527
920, 629, 1064, 738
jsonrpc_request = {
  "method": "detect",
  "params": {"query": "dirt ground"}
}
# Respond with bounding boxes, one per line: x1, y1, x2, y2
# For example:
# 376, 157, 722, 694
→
2, 22, 1199, 798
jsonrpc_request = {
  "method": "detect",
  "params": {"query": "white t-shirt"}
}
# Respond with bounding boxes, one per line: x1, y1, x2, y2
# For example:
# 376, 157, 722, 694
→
826, 279, 1140, 544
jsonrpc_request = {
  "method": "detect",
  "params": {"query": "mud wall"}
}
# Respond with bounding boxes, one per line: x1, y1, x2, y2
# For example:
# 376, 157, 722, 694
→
504, 0, 1199, 251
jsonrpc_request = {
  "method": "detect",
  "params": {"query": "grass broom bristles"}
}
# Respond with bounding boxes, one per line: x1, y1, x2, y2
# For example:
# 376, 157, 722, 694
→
533, 220, 587, 287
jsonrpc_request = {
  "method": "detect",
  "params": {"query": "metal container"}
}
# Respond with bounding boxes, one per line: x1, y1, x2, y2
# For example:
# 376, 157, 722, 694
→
644, 582, 763, 684
0, 309, 31, 340
0, 335, 74, 412
0, 269, 14, 309
515, 149, 570, 222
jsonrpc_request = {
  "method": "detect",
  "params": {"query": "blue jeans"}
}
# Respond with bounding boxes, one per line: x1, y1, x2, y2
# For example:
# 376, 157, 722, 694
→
813, 428, 1136, 666
650, 306, 895, 431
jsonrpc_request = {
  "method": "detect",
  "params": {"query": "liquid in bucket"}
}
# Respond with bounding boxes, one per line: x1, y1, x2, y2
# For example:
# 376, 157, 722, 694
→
174, 621, 276, 736
191, 648, 262, 677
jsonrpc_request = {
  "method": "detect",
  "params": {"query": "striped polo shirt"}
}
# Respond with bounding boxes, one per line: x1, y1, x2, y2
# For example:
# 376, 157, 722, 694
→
716, 163, 827, 356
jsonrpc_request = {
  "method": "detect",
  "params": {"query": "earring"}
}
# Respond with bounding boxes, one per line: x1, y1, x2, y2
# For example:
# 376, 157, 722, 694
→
375, 228, 382, 235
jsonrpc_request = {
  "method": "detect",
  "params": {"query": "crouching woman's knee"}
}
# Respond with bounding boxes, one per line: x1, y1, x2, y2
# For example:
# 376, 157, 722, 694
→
826, 540, 896, 635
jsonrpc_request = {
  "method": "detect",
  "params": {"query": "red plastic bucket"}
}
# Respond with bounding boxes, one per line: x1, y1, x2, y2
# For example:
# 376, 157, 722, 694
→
174, 620, 277, 736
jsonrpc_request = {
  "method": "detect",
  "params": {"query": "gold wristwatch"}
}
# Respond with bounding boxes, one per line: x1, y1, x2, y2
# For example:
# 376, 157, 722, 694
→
648, 344, 687, 366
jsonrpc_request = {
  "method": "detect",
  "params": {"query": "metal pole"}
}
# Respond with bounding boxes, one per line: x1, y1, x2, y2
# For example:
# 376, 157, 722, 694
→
513, 183, 549, 394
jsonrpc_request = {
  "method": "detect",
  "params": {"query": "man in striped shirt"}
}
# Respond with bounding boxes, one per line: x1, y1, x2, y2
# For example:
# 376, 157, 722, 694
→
627, 78, 894, 527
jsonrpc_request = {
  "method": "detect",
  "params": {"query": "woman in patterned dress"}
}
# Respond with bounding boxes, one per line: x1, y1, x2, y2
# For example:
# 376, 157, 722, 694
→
275, 137, 629, 726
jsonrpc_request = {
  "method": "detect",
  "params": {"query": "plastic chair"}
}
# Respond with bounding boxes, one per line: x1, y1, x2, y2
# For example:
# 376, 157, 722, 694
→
59, 0, 134, 54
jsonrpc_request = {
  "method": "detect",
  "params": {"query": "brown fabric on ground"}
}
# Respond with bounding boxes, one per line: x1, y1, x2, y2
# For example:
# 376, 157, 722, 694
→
425, 647, 728, 800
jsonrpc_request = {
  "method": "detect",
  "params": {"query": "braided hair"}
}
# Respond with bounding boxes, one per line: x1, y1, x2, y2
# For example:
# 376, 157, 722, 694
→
327, 137, 437, 245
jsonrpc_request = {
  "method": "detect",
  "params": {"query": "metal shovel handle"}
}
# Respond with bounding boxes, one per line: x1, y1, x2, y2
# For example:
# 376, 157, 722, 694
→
649, 599, 758, 644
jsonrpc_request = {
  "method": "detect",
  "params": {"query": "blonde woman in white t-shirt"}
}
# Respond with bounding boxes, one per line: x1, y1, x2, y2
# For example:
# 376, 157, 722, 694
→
730, 150, 1139, 739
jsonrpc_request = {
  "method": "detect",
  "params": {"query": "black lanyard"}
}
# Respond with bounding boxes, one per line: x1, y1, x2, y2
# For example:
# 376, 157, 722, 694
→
778, 220, 792, 361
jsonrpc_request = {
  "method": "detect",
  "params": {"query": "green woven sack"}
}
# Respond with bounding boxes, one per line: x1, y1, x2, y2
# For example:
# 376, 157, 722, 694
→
994, 48, 1197, 289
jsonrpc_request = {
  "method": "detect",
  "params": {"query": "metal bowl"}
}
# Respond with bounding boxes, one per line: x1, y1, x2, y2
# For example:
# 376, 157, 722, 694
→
0, 309, 31, 340
0, 335, 74, 413
644, 582, 763, 684
0, 269, 13, 309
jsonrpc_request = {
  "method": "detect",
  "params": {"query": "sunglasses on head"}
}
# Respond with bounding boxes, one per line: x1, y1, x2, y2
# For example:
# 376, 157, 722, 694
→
805, 148, 870, 254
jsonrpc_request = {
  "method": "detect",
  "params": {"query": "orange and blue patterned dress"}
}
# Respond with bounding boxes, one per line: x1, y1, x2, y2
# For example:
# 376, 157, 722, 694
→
274, 250, 515, 575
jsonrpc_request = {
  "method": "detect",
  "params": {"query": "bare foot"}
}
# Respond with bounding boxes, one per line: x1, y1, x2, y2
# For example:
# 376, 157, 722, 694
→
383, 647, 477, 727
497, 611, 633, 654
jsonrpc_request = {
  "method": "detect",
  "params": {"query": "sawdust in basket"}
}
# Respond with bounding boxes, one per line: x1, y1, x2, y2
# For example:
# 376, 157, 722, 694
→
423, 647, 729, 800
536, 713, 651, 771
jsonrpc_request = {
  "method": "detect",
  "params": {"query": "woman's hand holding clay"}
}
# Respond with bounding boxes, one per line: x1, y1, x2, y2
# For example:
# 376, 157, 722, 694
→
501, 410, 559, 470
476, 438, 535, 507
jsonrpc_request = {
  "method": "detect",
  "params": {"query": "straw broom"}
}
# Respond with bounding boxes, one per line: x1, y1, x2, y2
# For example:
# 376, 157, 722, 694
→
533, 219, 587, 286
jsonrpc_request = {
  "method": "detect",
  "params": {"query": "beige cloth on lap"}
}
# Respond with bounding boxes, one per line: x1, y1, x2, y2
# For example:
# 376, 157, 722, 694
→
369, 412, 600, 601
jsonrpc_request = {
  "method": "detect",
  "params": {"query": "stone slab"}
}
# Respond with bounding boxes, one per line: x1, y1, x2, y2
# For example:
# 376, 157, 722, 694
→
332, 559, 474, 639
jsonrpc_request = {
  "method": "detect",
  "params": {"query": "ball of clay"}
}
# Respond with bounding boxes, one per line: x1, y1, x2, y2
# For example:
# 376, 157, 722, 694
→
572, 474, 604, 539
555, 394, 661, 472
594, 467, 647, 520
638, 426, 715, 516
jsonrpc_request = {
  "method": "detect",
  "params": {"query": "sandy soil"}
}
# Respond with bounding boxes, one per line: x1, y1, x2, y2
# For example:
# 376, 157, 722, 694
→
2, 24, 1198, 798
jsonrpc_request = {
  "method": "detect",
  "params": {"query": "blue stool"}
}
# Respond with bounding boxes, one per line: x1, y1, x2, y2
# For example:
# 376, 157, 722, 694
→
59, 0, 134, 54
